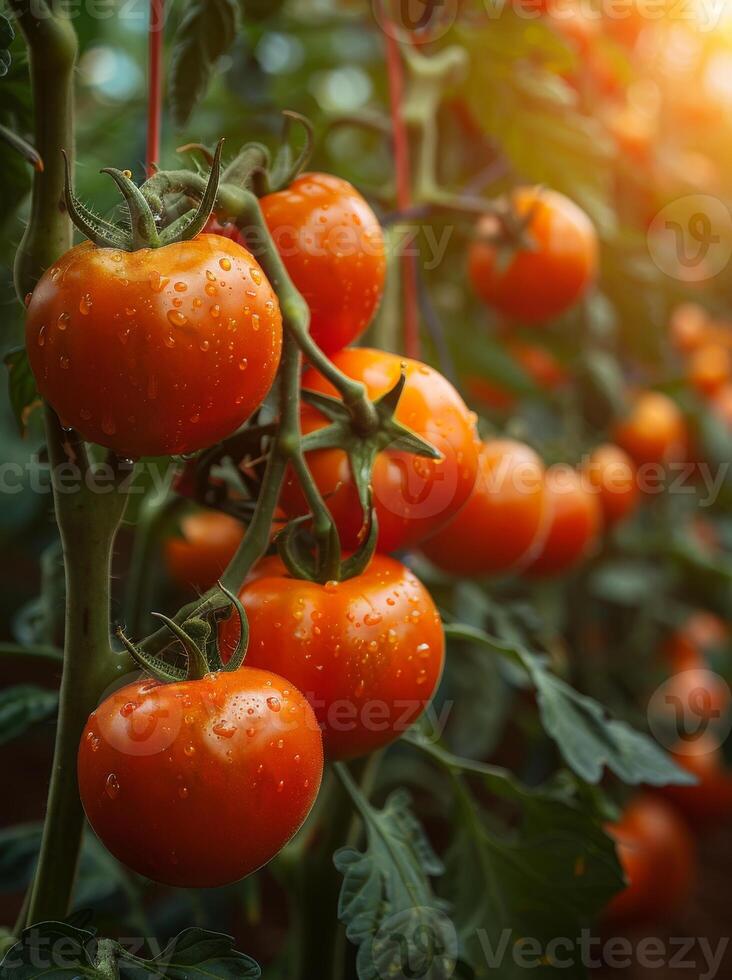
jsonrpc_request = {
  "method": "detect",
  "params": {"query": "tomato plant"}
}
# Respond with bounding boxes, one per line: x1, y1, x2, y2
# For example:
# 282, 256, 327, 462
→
78, 668, 323, 887
4, 1, 731, 977
220, 554, 444, 760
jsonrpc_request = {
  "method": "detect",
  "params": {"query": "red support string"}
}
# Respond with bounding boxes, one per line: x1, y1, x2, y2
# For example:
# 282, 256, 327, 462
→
146, 0, 165, 178
380, 3, 421, 361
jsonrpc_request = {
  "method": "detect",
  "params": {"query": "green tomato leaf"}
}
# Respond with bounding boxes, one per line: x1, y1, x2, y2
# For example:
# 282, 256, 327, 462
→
0, 685, 57, 746
443, 622, 694, 786
407, 734, 624, 978
118, 928, 261, 978
169, 0, 240, 128
334, 776, 456, 980
4, 348, 41, 437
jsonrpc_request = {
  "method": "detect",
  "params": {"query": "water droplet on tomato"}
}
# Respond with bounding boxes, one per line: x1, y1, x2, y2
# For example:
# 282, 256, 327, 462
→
184, 743, 195, 756
57, 312, 70, 330
120, 701, 137, 717
178, 785, 189, 799
210, 304, 221, 319
250, 267, 262, 286
37, 325, 46, 347
219, 257, 231, 271
238, 358, 248, 371
266, 697, 281, 712
213, 720, 237, 738
174, 281, 187, 292
79, 294, 92, 315
167, 310, 187, 328
105, 773, 120, 799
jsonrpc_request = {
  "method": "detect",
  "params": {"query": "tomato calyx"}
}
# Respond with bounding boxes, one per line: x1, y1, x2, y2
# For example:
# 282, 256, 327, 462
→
178, 110, 313, 201
275, 506, 379, 585
117, 581, 249, 682
61, 139, 224, 251
474, 192, 542, 271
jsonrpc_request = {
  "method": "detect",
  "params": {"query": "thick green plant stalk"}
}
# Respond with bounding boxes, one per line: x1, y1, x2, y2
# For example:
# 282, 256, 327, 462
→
9, 0, 132, 929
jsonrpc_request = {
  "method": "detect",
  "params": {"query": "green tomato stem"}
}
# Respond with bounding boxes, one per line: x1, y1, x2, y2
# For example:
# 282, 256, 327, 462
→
24, 414, 132, 927
8, 1, 131, 930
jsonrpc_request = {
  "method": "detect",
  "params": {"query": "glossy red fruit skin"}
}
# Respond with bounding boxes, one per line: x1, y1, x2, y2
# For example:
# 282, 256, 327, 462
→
604, 795, 695, 925
260, 173, 386, 355
523, 465, 601, 577
164, 510, 244, 592
468, 188, 598, 323
25, 236, 282, 458
78, 668, 323, 888
280, 348, 480, 554
220, 555, 445, 761
420, 439, 548, 576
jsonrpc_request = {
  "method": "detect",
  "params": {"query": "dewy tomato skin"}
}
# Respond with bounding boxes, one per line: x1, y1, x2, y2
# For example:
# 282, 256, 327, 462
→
260, 173, 386, 355
78, 669, 323, 888
420, 439, 549, 576
523, 464, 601, 577
25, 236, 282, 458
468, 188, 598, 323
281, 348, 480, 554
219, 555, 445, 761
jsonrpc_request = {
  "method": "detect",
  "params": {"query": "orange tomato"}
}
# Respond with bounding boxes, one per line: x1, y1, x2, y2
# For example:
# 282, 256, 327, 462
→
604, 795, 695, 925
523, 464, 601, 577
220, 555, 444, 760
164, 510, 244, 592
420, 439, 548, 576
468, 188, 598, 323
688, 343, 731, 397
661, 737, 732, 828
260, 173, 386, 355
281, 348, 480, 554
613, 391, 687, 467
25, 237, 282, 458
583, 443, 638, 528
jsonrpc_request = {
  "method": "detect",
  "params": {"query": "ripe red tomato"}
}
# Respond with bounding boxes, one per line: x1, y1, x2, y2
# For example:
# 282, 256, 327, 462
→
25, 236, 282, 457
604, 795, 695, 925
687, 343, 731, 397
78, 668, 323, 887
164, 510, 244, 592
523, 464, 601, 577
219, 555, 444, 761
260, 173, 386, 355
661, 736, 732, 828
613, 391, 687, 467
464, 341, 567, 412
583, 443, 638, 528
662, 611, 728, 671
468, 188, 598, 323
669, 303, 709, 354
420, 439, 548, 576
280, 348, 480, 554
